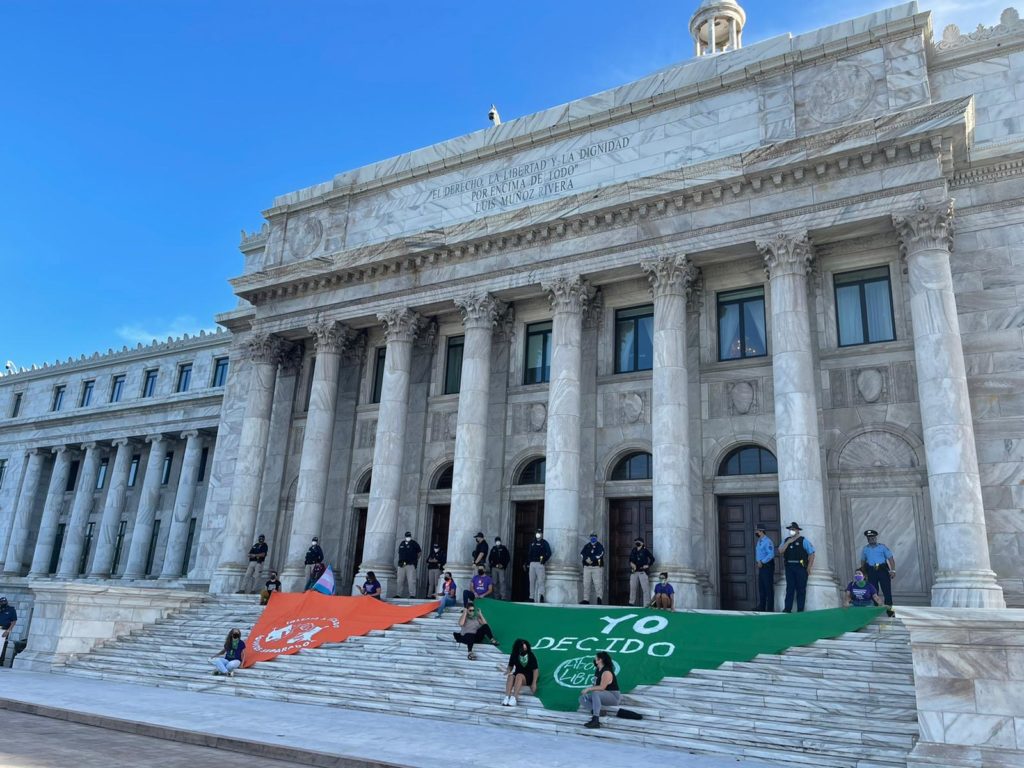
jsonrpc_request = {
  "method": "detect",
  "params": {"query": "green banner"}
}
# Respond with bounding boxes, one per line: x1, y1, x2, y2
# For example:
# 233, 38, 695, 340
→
477, 599, 884, 711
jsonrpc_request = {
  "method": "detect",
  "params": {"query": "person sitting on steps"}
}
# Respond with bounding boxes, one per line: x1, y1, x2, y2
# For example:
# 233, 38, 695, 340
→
502, 638, 539, 707
652, 572, 674, 609
452, 600, 497, 660
360, 571, 382, 599
579, 651, 621, 729
209, 628, 245, 677
434, 572, 458, 617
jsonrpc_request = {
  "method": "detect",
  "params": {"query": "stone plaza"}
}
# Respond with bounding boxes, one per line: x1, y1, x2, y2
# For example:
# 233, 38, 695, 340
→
1, 2, 1023, 765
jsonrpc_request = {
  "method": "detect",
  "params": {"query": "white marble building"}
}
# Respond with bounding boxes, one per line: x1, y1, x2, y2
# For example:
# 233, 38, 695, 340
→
2, 1, 1023, 613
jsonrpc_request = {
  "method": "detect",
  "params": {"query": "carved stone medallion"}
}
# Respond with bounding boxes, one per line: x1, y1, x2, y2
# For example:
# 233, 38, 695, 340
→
856, 369, 884, 403
286, 213, 324, 260
528, 403, 547, 432
806, 63, 874, 124
729, 381, 755, 415
620, 392, 644, 424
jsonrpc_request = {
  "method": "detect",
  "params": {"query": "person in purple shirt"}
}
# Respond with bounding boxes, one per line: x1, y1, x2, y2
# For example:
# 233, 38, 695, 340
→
435, 572, 458, 617
843, 570, 884, 608
463, 567, 494, 607
360, 571, 382, 599
209, 628, 245, 676
652, 572, 674, 610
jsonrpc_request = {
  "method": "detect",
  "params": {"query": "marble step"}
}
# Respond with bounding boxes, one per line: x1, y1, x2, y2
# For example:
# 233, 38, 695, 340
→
682, 666, 915, 693
721, 658, 914, 681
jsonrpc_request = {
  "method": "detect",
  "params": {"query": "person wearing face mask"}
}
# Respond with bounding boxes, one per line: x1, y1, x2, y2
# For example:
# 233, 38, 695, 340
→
452, 600, 496, 660
425, 542, 446, 599
209, 628, 245, 676
526, 529, 552, 603
241, 534, 269, 594
652, 572, 674, 609
843, 569, 883, 608
579, 651, 621, 728
0, 596, 17, 668
464, 564, 494, 606
303, 536, 324, 586
260, 571, 282, 606
579, 533, 605, 605
628, 538, 655, 608
396, 531, 422, 600
434, 572, 458, 617
472, 532, 490, 571
488, 537, 511, 600
780, 521, 815, 612
503, 638, 539, 706
360, 570, 383, 599
859, 529, 896, 609
754, 524, 777, 612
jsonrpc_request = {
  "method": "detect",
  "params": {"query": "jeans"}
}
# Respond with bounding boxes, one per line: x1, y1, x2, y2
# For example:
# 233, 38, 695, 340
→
435, 595, 457, 617
210, 658, 241, 675
580, 689, 621, 716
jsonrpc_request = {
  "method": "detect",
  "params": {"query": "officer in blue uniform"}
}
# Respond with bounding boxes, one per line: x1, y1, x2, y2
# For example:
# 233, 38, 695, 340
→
779, 521, 815, 612
0, 596, 17, 667
754, 524, 776, 612
859, 529, 895, 607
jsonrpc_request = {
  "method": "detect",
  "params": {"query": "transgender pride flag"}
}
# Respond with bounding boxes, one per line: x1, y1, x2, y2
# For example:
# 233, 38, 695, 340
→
312, 564, 336, 595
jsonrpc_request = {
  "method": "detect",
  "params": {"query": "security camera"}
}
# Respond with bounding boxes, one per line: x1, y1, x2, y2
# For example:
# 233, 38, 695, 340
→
488, 104, 501, 126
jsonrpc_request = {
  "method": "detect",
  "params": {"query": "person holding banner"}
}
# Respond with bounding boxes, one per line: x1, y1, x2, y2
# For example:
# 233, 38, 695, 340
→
503, 638, 539, 707
628, 538, 655, 607
579, 651, 621, 729
360, 571, 382, 599
209, 628, 245, 676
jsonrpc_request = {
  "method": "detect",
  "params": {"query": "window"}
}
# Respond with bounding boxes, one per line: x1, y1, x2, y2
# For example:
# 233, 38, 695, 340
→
111, 520, 128, 575
0, 458, 6, 489
212, 357, 229, 387
80, 380, 95, 407
65, 460, 80, 492
356, 471, 373, 494
717, 287, 767, 360
52, 385, 66, 411
181, 517, 197, 576
304, 355, 316, 412
371, 348, 386, 404
160, 451, 174, 485
127, 455, 141, 487
615, 305, 654, 373
96, 458, 109, 490
434, 463, 454, 489
197, 447, 209, 483
110, 375, 126, 403
176, 363, 192, 393
610, 451, 653, 481
524, 321, 553, 384
516, 457, 546, 485
11, 392, 22, 418
49, 524, 65, 574
79, 521, 95, 575
142, 369, 158, 398
145, 519, 161, 576
834, 266, 896, 347
718, 445, 778, 476
444, 336, 464, 395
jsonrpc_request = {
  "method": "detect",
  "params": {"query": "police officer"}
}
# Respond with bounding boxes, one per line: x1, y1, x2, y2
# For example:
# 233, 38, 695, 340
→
526, 529, 551, 603
241, 534, 269, 594
628, 538, 655, 607
754, 524, 776, 612
780, 521, 815, 612
488, 536, 511, 600
304, 537, 324, 585
396, 531, 422, 599
0, 596, 17, 668
860, 529, 895, 608
472, 532, 489, 571
425, 542, 446, 599
579, 533, 605, 605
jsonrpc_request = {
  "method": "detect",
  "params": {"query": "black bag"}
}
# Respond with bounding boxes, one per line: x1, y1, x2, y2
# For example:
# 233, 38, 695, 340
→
616, 708, 644, 720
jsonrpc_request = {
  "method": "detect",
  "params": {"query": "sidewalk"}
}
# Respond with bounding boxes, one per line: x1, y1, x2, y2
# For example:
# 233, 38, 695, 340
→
0, 670, 783, 768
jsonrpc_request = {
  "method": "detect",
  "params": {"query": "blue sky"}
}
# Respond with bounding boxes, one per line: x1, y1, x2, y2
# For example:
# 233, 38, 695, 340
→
0, 0, 1007, 369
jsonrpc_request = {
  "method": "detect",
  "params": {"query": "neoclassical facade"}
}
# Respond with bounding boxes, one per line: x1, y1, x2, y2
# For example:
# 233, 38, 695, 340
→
2, 2, 1023, 612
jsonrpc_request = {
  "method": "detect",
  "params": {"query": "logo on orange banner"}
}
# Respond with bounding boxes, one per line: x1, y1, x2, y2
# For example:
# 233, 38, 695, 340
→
242, 591, 438, 668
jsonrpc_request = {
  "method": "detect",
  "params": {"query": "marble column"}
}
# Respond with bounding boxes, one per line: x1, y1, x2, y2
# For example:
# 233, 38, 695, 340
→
28, 447, 74, 577
540, 276, 593, 605
354, 308, 422, 597
892, 201, 1005, 608
282, 321, 354, 592
57, 443, 103, 577
210, 333, 284, 593
641, 255, 701, 608
159, 431, 204, 579
2, 449, 46, 575
446, 294, 504, 589
89, 438, 132, 577
757, 232, 839, 608
122, 435, 168, 579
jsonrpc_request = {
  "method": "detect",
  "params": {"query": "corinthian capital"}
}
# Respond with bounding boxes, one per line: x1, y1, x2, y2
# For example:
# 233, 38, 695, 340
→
308, 320, 356, 355
245, 333, 284, 364
378, 307, 424, 344
892, 200, 954, 259
757, 232, 814, 279
541, 275, 595, 315
640, 255, 700, 299
455, 293, 506, 330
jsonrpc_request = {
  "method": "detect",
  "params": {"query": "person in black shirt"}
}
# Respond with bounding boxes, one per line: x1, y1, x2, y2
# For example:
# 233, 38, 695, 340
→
241, 534, 268, 594
780, 521, 816, 613
628, 538, 655, 607
0, 596, 17, 668
488, 537, 511, 600
580, 533, 605, 605
304, 537, 324, 586
260, 571, 282, 605
579, 651, 621, 728
502, 638, 539, 707
472, 532, 489, 570
526, 530, 552, 603
396, 532, 421, 599
425, 543, 446, 599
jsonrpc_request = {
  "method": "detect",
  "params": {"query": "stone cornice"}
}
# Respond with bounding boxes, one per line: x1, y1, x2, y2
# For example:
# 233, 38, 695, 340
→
232, 97, 973, 307
950, 155, 1024, 188
929, 8, 1024, 70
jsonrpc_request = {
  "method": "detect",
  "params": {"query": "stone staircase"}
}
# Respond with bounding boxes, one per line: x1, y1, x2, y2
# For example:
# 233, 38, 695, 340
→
55, 595, 919, 768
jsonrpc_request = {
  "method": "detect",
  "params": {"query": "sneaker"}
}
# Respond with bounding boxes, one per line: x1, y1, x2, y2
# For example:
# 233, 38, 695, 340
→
508, 696, 518, 707
211, 671, 221, 676
597, 597, 602, 605
228, 670, 235, 677
501, 696, 510, 706
468, 652, 477, 660
584, 717, 601, 729
579, 600, 589, 605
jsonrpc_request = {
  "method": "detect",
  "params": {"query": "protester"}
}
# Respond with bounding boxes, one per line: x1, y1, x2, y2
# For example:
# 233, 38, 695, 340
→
464, 566, 494, 606
425, 543, 446, 599
209, 628, 245, 676
0, 596, 17, 668
652, 572, 674, 609
240, 534, 269, 594
396, 531, 422, 600
860, 529, 896, 608
472, 532, 489, 570
503, 638, 539, 707
488, 537, 511, 600
526, 529, 551, 603
780, 521, 815, 613
579, 533, 605, 605
260, 570, 282, 605
452, 601, 496, 660
304, 561, 326, 591
628, 538, 655, 607
754, 524, 776, 612
360, 571, 383, 599
579, 651, 621, 729
304, 537, 324, 585
843, 569, 884, 608
434, 572, 458, 617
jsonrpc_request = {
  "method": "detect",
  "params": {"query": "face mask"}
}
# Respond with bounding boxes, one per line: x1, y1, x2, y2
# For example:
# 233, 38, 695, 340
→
660, 577, 667, 583
590, 537, 597, 544
477, 568, 484, 575
535, 533, 542, 540
311, 540, 317, 545
444, 576, 451, 581
494, 540, 501, 546
405, 537, 411, 542
635, 543, 642, 548
787, 529, 796, 536
854, 574, 865, 584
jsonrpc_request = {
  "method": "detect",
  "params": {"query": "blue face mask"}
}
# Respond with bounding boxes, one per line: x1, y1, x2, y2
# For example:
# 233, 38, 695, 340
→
590, 537, 597, 544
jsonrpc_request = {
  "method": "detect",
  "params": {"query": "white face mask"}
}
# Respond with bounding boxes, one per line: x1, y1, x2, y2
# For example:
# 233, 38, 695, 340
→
787, 529, 796, 536
494, 540, 501, 546
405, 537, 411, 542
535, 533, 542, 540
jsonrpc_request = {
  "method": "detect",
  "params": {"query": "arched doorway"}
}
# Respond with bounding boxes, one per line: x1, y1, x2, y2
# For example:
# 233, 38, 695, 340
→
511, 457, 545, 601
606, 451, 653, 605
426, 462, 453, 597
716, 445, 779, 610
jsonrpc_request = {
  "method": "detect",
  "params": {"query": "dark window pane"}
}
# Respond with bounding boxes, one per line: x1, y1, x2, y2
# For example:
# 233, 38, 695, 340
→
718, 445, 778, 476
110, 375, 125, 403
127, 456, 140, 487
718, 303, 741, 360
80, 380, 94, 407
371, 348, 386, 403
864, 279, 895, 342
212, 358, 229, 387
65, 460, 80, 492
435, 464, 454, 489
738, 447, 760, 474
444, 337, 464, 395
760, 449, 778, 474
742, 299, 766, 357
517, 458, 546, 485
177, 364, 192, 393
524, 322, 552, 384
636, 314, 654, 371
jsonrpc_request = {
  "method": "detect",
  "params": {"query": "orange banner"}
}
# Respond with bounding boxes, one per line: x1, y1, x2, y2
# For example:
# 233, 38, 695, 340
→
242, 592, 438, 667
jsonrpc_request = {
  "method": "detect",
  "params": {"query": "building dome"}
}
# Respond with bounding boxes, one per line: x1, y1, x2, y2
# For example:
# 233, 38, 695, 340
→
689, 0, 746, 56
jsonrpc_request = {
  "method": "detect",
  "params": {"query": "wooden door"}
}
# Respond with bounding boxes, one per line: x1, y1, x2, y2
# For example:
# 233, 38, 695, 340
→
608, 498, 653, 605
717, 495, 780, 610
352, 507, 367, 578
512, 500, 544, 601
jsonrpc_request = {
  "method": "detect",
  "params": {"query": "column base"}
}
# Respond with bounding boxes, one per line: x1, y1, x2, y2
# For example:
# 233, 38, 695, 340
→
280, 566, 307, 594
208, 564, 245, 594
353, 565, 397, 598
543, 564, 581, 606
931, 571, 1006, 608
